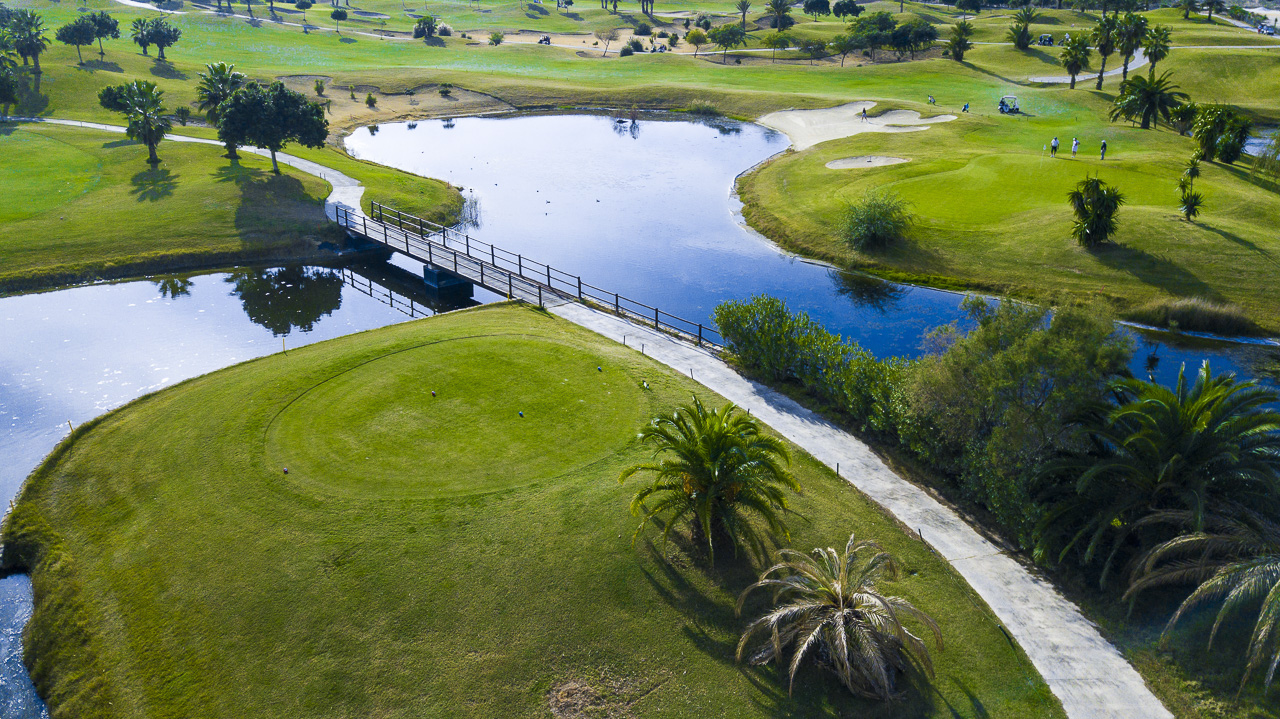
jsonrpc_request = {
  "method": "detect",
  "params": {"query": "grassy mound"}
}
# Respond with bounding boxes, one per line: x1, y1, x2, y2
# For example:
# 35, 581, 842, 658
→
2, 304, 1062, 718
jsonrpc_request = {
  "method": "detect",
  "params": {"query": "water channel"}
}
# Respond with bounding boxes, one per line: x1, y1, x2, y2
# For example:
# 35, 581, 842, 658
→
1, 112, 1277, 714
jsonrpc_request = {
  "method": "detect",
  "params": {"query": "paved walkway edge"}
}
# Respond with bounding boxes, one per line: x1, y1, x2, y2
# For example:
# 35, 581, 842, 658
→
549, 301, 1173, 719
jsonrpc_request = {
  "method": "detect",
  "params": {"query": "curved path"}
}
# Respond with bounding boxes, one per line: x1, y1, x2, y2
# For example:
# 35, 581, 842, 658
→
8, 115, 1171, 719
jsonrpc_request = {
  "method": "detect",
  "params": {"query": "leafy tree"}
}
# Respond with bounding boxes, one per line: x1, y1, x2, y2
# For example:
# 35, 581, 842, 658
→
1124, 508, 1280, 693
829, 32, 864, 65
197, 61, 247, 157
412, 15, 437, 38
1090, 14, 1117, 90
902, 16, 936, 58
1059, 34, 1092, 88
1142, 24, 1170, 77
761, 30, 790, 61
947, 19, 973, 61
216, 81, 329, 173
488, 30, 503, 45
131, 17, 152, 55
1006, 19, 1032, 50
766, 0, 793, 29
708, 23, 746, 62
1203, 0, 1225, 22
55, 17, 96, 64
1114, 12, 1146, 81
618, 396, 798, 565
1175, 0, 1197, 20
10, 10, 48, 74
735, 0, 751, 29
100, 80, 171, 164
736, 533, 942, 699
1068, 176, 1124, 247
86, 10, 119, 58
832, 0, 863, 19
0, 67, 17, 119
850, 11, 895, 60
147, 18, 181, 60
1038, 364, 1280, 584
1109, 71, 1187, 129
841, 189, 912, 249
802, 0, 830, 19
955, 0, 981, 19
330, 7, 347, 32
1194, 104, 1251, 163
295, 0, 312, 23
594, 28, 618, 55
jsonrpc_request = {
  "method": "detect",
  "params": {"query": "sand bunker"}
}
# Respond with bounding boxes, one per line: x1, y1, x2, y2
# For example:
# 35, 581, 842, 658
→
759, 102, 956, 151
826, 155, 910, 169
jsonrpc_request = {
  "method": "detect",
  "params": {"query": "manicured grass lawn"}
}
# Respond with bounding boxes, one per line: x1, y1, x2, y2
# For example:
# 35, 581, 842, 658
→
1, 303, 1063, 718
0, 123, 336, 293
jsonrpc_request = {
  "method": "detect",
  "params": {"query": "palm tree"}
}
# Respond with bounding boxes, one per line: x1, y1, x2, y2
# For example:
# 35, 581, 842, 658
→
131, 17, 152, 55
113, 80, 171, 164
618, 396, 798, 565
1013, 6, 1039, 24
1115, 13, 1147, 81
1203, 0, 1225, 22
1179, 188, 1204, 221
1006, 20, 1032, 50
1175, 0, 1198, 20
1109, 71, 1188, 129
10, 10, 49, 75
1142, 25, 1171, 77
736, 532, 942, 699
1059, 35, 1092, 89
196, 62, 246, 157
1124, 508, 1280, 694
1035, 363, 1280, 584
736, 0, 751, 29
766, 0, 791, 30
948, 20, 974, 62
1091, 14, 1118, 90
1067, 176, 1124, 248
1183, 156, 1200, 183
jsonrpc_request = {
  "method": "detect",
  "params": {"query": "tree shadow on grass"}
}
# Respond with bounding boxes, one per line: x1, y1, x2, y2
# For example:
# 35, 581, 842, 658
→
131, 167, 178, 201
214, 159, 330, 244
149, 60, 188, 80
1197, 221, 1280, 268
340, 35, 357, 43
76, 59, 123, 74
1090, 243, 1225, 302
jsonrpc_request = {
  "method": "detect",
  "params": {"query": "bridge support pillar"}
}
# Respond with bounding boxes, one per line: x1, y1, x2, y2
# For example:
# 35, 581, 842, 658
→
423, 262, 474, 300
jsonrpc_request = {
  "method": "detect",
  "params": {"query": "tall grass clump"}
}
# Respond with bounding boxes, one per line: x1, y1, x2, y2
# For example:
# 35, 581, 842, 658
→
1124, 297, 1262, 336
840, 190, 913, 251
686, 99, 721, 116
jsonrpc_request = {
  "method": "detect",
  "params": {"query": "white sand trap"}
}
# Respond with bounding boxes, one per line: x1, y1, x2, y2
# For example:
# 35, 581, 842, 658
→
826, 155, 910, 169
759, 102, 956, 151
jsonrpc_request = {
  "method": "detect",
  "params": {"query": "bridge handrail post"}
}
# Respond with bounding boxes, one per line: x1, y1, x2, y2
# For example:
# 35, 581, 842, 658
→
538, 285, 543, 307
508, 272, 512, 299
546, 265, 551, 287
697, 324, 703, 347
480, 263, 484, 286
491, 245, 496, 266
615, 293, 620, 315
427, 242, 432, 264
654, 307, 659, 329
517, 254, 522, 277
577, 277, 582, 299
362, 214, 368, 238
465, 235, 469, 256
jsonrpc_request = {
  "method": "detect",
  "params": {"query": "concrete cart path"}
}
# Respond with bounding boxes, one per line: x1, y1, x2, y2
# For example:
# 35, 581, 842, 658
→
6, 117, 367, 220
549, 300, 1174, 719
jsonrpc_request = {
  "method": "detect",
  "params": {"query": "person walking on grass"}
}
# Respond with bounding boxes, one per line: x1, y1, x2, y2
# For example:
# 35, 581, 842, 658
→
1100, 138, 1107, 160
1051, 136, 1060, 157
1072, 137, 1079, 158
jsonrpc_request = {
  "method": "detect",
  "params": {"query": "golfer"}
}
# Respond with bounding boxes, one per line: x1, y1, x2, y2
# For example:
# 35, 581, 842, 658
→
1071, 137, 1079, 158
1100, 139, 1108, 160
861, 107, 868, 122
1050, 137, 1060, 158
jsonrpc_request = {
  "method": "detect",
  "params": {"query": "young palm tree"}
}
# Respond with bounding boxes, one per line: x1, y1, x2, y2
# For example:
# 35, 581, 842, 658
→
736, 532, 942, 700
1109, 71, 1188, 129
1114, 12, 1147, 81
1090, 14, 1118, 90
1006, 20, 1032, 50
1178, 188, 1204, 221
948, 20, 974, 62
1124, 508, 1280, 693
131, 17, 152, 55
1059, 34, 1092, 89
1067, 176, 1124, 248
766, 0, 792, 30
1142, 25, 1171, 77
1036, 363, 1280, 584
114, 80, 171, 164
736, 0, 751, 29
1184, 156, 1201, 183
1175, 0, 1198, 20
619, 396, 798, 565
1013, 6, 1038, 25
1203, 0, 1225, 22
196, 61, 246, 156
11, 10, 49, 74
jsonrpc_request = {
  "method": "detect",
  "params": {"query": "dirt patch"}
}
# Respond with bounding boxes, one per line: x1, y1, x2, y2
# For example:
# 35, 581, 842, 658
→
275, 76, 513, 134
826, 155, 911, 169
548, 681, 609, 718
545, 669, 671, 719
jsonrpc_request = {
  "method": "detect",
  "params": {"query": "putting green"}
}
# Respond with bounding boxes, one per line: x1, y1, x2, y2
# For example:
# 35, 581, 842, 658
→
264, 334, 647, 498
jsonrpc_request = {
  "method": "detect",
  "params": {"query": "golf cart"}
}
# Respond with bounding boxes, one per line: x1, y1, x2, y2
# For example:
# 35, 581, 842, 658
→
998, 95, 1021, 114
1037, 33, 1054, 46
537, 34, 552, 44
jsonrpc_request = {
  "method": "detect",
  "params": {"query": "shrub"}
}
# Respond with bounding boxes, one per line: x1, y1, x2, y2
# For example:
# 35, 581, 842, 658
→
627, 37, 644, 51
365, 93, 376, 107
438, 23, 452, 36
174, 106, 191, 125
656, 30, 668, 38
686, 99, 720, 116
488, 31, 504, 45
840, 190, 914, 251
313, 78, 324, 96
619, 45, 634, 56
1123, 297, 1261, 336
635, 21, 651, 35
438, 82, 453, 96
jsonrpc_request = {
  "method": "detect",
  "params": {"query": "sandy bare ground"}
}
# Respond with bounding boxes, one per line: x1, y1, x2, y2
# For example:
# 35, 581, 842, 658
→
826, 155, 910, 169
758, 101, 957, 151
276, 76, 513, 133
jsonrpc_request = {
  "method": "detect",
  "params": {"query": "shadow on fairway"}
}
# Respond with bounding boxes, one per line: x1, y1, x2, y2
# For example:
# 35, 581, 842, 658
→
1092, 243, 1225, 301
150, 60, 188, 80
131, 167, 178, 201
77, 59, 124, 74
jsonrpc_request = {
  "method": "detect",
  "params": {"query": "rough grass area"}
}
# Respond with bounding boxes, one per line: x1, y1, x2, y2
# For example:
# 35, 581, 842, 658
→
1124, 297, 1262, 336
1, 304, 1063, 719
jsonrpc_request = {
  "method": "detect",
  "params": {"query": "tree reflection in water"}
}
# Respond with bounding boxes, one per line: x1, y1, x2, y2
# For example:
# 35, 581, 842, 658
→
829, 269, 906, 313
225, 265, 344, 336
153, 276, 194, 299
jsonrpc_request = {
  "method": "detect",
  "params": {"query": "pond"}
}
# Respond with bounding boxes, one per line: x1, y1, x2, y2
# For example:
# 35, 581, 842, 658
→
344, 112, 1280, 390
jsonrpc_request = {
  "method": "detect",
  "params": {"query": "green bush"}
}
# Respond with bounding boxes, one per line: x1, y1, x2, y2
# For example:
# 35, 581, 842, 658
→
619, 45, 634, 56
840, 190, 914, 251
635, 21, 651, 35
686, 99, 720, 116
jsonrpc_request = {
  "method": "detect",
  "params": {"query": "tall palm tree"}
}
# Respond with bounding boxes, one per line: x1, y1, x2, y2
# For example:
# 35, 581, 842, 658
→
1006, 20, 1032, 50
1109, 71, 1188, 129
1036, 363, 1280, 584
1203, 0, 1225, 22
196, 61, 246, 157
766, 0, 792, 30
1124, 508, 1280, 693
10, 10, 49, 74
1175, 0, 1198, 20
131, 17, 152, 55
1067, 176, 1124, 248
736, 532, 942, 700
1142, 25, 1171, 78
618, 396, 798, 565
113, 80, 171, 164
1059, 34, 1092, 89
736, 0, 751, 29
1013, 6, 1039, 24
1115, 12, 1147, 81
1091, 14, 1118, 90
